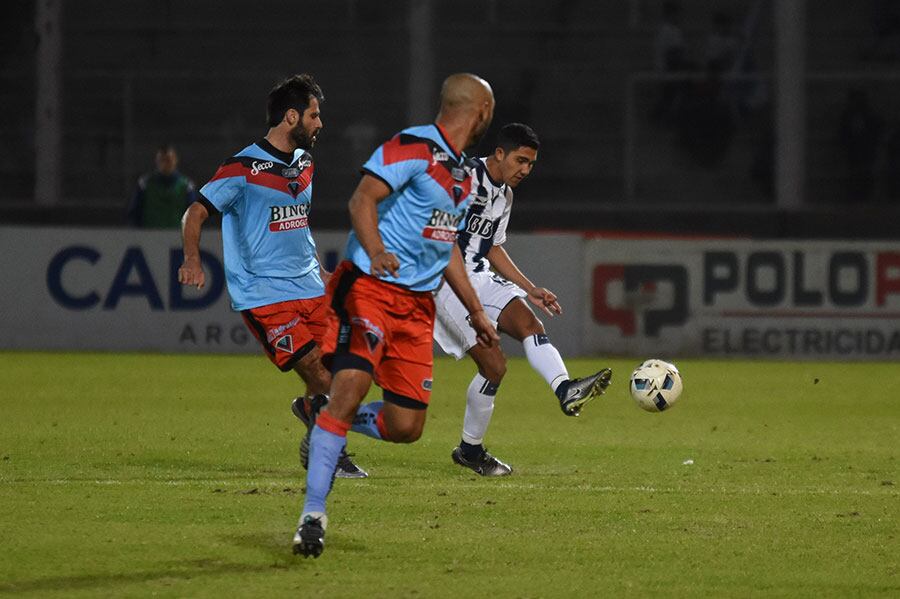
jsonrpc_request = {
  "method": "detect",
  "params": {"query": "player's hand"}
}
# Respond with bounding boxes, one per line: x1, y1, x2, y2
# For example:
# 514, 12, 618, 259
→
370, 250, 400, 278
178, 256, 205, 289
468, 309, 500, 348
527, 287, 562, 317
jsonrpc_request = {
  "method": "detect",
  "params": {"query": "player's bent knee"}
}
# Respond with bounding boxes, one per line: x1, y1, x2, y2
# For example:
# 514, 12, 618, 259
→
382, 391, 427, 443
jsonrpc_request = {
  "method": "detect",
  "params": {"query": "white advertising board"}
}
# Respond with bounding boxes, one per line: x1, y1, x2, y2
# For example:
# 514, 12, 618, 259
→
583, 238, 900, 360
0, 227, 584, 357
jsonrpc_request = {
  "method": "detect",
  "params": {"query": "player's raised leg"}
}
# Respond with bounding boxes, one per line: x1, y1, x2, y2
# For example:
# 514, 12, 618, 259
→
499, 298, 612, 416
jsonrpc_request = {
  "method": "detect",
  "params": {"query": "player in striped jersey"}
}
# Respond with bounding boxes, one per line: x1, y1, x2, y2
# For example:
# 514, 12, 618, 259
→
433, 123, 613, 476
178, 74, 365, 479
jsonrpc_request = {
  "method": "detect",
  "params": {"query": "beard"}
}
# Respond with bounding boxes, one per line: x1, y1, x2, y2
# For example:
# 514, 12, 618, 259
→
290, 124, 318, 150
469, 115, 492, 148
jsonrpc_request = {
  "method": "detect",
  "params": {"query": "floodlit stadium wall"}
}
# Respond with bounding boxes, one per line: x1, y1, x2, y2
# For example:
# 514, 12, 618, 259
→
2, 226, 899, 360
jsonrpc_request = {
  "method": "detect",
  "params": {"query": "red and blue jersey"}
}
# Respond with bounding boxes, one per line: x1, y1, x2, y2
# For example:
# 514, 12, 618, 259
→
347, 124, 476, 292
199, 139, 324, 310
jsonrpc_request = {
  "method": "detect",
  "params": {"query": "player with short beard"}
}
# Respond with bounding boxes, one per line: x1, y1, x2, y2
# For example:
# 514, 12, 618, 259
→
434, 123, 613, 476
178, 74, 366, 479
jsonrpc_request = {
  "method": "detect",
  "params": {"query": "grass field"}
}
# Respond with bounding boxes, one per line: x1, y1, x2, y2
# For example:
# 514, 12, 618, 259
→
0, 352, 897, 598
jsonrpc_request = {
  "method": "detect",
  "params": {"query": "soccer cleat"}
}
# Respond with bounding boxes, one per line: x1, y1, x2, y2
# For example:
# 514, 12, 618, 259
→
451, 446, 513, 477
293, 396, 367, 478
292, 514, 326, 558
559, 368, 613, 416
335, 452, 368, 479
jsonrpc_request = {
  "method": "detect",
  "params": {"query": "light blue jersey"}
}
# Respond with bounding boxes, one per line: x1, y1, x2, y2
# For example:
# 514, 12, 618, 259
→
199, 139, 324, 310
347, 124, 476, 292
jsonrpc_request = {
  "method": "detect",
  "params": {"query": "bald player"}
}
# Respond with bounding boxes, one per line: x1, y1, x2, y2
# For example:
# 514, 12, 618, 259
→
292, 73, 500, 558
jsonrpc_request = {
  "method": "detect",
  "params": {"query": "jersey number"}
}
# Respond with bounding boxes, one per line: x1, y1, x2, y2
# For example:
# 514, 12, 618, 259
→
466, 215, 494, 237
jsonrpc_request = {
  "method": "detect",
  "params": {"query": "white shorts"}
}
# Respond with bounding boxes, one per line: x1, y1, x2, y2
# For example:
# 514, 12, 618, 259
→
433, 271, 527, 359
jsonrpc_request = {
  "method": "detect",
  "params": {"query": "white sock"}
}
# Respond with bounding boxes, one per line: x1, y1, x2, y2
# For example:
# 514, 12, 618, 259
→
523, 334, 569, 392
461, 373, 498, 445
299, 511, 328, 530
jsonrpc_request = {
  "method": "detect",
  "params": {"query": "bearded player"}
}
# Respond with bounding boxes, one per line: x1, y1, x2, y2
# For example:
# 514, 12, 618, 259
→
433, 123, 613, 476
179, 74, 366, 479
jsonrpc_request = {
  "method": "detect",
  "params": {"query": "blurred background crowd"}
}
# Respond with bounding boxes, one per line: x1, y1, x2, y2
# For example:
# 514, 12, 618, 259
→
2, 0, 898, 237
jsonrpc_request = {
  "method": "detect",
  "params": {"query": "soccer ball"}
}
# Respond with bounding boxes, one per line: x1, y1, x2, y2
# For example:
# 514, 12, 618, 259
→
629, 359, 683, 412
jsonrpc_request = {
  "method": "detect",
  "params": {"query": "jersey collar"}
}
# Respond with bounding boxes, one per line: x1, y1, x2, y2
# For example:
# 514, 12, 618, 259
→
257, 138, 298, 165
433, 123, 463, 161
480, 157, 504, 188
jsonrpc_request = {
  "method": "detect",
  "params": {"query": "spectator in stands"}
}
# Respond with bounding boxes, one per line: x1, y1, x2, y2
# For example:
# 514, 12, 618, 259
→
127, 144, 196, 228
838, 89, 883, 203
652, 1, 693, 123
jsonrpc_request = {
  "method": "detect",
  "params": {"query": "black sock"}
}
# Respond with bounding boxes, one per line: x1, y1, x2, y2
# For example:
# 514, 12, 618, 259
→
459, 440, 483, 459
554, 380, 571, 402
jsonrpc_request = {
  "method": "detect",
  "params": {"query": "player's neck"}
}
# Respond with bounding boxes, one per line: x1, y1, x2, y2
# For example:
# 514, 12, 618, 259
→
484, 156, 504, 185
264, 128, 298, 155
433, 119, 468, 158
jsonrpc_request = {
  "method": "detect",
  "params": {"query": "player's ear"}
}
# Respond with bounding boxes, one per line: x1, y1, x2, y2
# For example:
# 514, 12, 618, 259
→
285, 108, 299, 126
494, 147, 505, 161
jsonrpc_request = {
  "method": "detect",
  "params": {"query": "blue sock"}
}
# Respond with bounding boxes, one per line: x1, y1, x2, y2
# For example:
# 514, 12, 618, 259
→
302, 425, 346, 515
351, 401, 384, 440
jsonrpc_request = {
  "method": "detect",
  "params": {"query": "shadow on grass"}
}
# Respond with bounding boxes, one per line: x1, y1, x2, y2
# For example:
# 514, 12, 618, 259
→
0, 559, 281, 594
226, 531, 368, 562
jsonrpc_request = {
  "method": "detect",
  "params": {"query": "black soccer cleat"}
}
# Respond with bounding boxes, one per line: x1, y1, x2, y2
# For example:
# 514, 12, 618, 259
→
451, 446, 513, 477
293, 396, 367, 478
335, 452, 368, 479
559, 368, 613, 416
292, 515, 325, 558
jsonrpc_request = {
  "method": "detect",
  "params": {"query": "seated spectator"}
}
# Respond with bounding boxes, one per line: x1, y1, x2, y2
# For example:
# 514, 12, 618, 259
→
127, 144, 196, 228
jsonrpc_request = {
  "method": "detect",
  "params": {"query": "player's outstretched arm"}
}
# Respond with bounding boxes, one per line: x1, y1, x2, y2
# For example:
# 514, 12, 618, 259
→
178, 201, 209, 289
348, 175, 399, 278
445, 246, 500, 348
486, 245, 562, 316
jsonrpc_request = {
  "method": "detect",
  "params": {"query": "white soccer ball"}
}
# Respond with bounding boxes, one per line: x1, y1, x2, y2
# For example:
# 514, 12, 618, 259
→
629, 359, 683, 412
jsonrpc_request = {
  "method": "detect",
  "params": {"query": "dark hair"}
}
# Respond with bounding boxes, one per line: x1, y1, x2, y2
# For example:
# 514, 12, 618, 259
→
496, 123, 540, 153
266, 74, 324, 127
156, 143, 176, 154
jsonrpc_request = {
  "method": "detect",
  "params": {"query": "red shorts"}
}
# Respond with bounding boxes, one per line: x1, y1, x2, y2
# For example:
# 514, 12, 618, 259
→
321, 261, 435, 408
241, 296, 333, 372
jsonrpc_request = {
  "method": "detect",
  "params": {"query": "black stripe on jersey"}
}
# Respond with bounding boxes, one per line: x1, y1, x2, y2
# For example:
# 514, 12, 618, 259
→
197, 193, 218, 214
360, 167, 394, 193
432, 124, 460, 160
457, 178, 489, 267
221, 154, 314, 177
256, 138, 295, 164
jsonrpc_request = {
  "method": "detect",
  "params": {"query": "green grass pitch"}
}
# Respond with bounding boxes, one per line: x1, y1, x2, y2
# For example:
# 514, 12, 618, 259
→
0, 352, 897, 597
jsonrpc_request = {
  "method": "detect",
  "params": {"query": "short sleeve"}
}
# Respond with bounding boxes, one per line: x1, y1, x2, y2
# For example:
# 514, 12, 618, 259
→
200, 164, 244, 212
361, 134, 429, 192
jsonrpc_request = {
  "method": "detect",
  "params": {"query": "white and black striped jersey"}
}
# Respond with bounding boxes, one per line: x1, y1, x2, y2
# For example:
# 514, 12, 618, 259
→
457, 158, 513, 274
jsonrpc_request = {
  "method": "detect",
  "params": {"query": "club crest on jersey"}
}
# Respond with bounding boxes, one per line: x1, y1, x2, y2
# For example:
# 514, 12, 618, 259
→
282, 167, 301, 178
422, 207, 464, 243
269, 203, 310, 232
